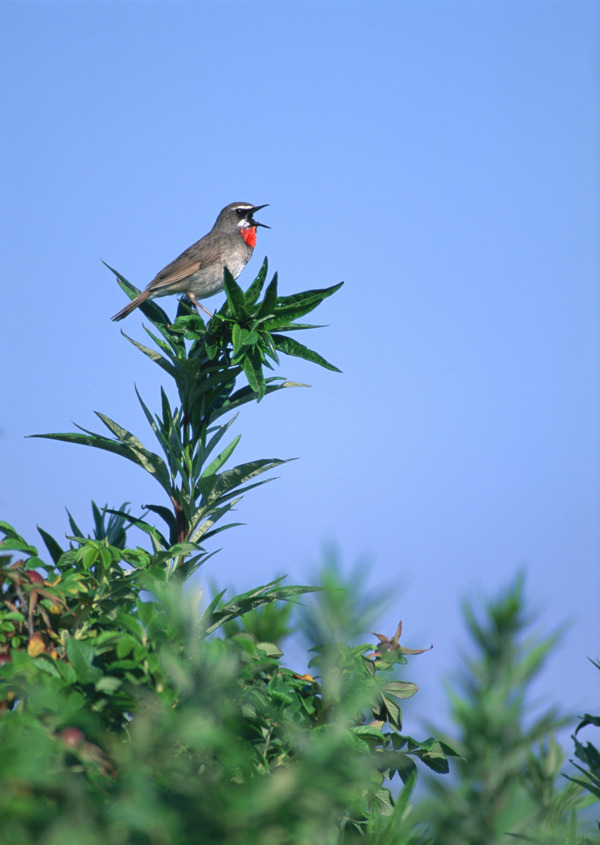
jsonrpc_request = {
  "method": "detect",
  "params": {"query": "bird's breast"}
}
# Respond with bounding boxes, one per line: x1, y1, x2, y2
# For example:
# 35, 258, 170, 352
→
185, 245, 251, 298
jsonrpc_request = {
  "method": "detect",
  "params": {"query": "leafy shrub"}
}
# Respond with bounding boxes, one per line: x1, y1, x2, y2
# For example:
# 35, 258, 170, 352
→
0, 264, 457, 844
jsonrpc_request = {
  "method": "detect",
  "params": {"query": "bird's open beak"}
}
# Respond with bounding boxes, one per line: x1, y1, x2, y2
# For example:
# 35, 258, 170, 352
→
251, 204, 270, 228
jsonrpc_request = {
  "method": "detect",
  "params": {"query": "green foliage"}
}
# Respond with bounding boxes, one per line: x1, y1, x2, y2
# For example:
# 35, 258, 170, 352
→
0, 264, 460, 843
415, 574, 590, 845
566, 659, 600, 836
0, 520, 457, 844
31, 261, 342, 577
7, 262, 592, 841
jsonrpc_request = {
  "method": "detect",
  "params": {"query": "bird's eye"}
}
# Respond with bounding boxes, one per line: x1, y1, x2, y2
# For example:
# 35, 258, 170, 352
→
236, 208, 247, 216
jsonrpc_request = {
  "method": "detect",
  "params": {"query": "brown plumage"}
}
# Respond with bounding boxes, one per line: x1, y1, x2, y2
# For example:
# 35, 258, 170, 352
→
111, 202, 269, 321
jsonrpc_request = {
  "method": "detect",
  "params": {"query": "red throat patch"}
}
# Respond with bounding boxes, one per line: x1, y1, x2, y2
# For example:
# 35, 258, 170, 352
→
241, 226, 257, 248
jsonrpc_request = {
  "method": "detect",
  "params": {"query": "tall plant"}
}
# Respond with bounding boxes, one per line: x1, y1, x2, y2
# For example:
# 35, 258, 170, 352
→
415, 575, 585, 844
0, 263, 458, 844
33, 261, 342, 577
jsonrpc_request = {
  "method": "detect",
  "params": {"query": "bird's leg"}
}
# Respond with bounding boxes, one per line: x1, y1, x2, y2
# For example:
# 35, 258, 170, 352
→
186, 293, 213, 319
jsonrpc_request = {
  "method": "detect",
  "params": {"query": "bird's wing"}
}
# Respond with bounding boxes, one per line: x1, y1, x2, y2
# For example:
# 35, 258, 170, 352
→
147, 232, 226, 291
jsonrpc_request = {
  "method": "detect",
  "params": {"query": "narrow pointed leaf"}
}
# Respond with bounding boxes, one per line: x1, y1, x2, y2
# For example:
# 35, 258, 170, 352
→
134, 386, 184, 479
209, 380, 306, 422
36, 525, 65, 564
198, 458, 287, 507
142, 325, 181, 362
271, 334, 341, 372
33, 427, 172, 492
265, 282, 343, 327
104, 261, 172, 328
142, 504, 178, 537
0, 523, 19, 541
275, 282, 343, 310
270, 323, 325, 332
189, 499, 242, 544
231, 322, 242, 356
31, 431, 139, 461
134, 385, 162, 440
201, 434, 241, 478
200, 521, 244, 542
204, 581, 317, 634
94, 413, 172, 488
122, 333, 177, 378
194, 414, 238, 473
103, 509, 169, 550
174, 550, 214, 580
240, 352, 261, 395
178, 360, 242, 399
209, 475, 279, 506
223, 268, 248, 319
245, 257, 269, 306
256, 272, 278, 318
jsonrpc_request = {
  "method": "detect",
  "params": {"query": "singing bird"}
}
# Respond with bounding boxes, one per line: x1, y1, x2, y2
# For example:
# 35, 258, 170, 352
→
111, 202, 269, 321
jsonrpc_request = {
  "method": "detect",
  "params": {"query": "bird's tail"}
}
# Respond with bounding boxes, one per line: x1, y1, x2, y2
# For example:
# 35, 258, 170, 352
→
111, 289, 152, 322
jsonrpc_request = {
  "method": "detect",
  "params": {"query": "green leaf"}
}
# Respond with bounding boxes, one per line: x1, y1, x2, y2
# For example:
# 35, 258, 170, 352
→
122, 333, 177, 379
176, 359, 242, 399
245, 258, 269, 306
223, 268, 248, 319
143, 325, 180, 362
32, 656, 62, 679
256, 272, 278, 319
240, 351, 261, 396
142, 504, 178, 537
201, 434, 241, 478
169, 312, 207, 339
194, 415, 238, 474
383, 680, 419, 699
96, 675, 122, 694
80, 544, 98, 569
377, 692, 403, 731
208, 380, 306, 423
276, 281, 344, 308
575, 712, 600, 733
204, 580, 317, 634
103, 509, 169, 551
266, 282, 344, 327
134, 386, 182, 474
188, 499, 242, 544
116, 635, 136, 659
55, 660, 77, 684
197, 458, 287, 508
31, 428, 171, 493
94, 413, 172, 490
0, 522, 35, 550
391, 754, 418, 784
416, 744, 452, 774
65, 638, 102, 684
0, 538, 37, 554
104, 261, 173, 327
271, 334, 341, 372
238, 325, 260, 349
231, 322, 242, 356
65, 508, 85, 539
270, 322, 324, 332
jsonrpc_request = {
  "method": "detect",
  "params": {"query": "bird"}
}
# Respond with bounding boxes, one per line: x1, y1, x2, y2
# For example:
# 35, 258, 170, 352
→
111, 202, 269, 321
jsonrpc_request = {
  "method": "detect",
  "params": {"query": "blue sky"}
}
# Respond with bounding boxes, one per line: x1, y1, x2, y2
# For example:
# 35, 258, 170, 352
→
2, 1, 598, 737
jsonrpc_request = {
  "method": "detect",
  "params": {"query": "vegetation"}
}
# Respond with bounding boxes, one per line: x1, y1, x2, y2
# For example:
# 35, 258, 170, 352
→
415, 576, 597, 844
0, 262, 596, 842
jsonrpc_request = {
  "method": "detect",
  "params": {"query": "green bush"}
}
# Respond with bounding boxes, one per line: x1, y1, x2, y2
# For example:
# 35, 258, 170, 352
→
0, 264, 458, 844
415, 575, 595, 844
